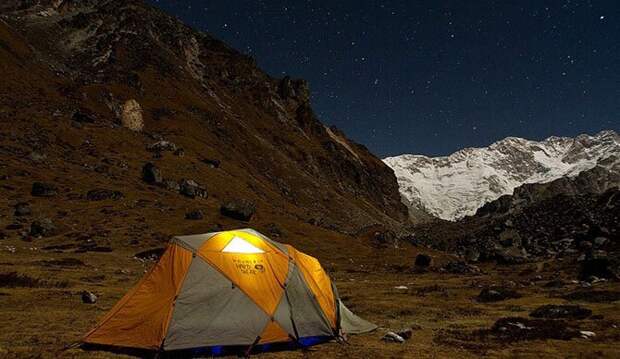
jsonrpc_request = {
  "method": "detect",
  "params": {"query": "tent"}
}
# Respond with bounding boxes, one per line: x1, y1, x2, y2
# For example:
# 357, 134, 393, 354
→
83, 228, 376, 354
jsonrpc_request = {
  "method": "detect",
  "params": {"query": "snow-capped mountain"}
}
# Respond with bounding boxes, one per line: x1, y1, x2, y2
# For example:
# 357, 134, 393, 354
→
383, 130, 620, 221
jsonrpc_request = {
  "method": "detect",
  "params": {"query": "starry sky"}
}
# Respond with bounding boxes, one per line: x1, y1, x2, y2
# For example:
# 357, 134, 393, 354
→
147, 0, 619, 157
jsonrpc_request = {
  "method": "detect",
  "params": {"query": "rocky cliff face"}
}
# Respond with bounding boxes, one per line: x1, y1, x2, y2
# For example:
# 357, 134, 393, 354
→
0, 0, 407, 234
384, 130, 619, 221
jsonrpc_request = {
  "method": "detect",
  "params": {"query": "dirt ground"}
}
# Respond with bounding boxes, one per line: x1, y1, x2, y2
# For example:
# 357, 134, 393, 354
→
1, 234, 618, 359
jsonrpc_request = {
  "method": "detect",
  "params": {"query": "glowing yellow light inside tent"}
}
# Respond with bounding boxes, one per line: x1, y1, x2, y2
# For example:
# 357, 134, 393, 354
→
221, 236, 265, 254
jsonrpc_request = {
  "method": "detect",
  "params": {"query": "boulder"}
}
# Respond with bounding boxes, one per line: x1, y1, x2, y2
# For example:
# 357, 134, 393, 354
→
476, 286, 521, 302
86, 189, 124, 201
31, 182, 57, 197
530, 304, 592, 320
185, 209, 204, 220
142, 163, 163, 184
414, 254, 432, 268
81, 290, 97, 304
30, 218, 57, 237
179, 179, 208, 199
220, 199, 256, 221
121, 99, 143, 131
14, 202, 31, 216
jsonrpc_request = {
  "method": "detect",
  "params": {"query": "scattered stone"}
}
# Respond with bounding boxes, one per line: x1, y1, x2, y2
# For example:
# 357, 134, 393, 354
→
476, 286, 521, 302
381, 331, 405, 343
147, 140, 177, 152
31, 182, 57, 197
202, 158, 221, 168
86, 189, 124, 201
179, 179, 208, 199
30, 219, 57, 238
185, 209, 204, 220
414, 254, 432, 268
142, 163, 163, 184
81, 290, 97, 304
220, 199, 256, 221
14, 202, 31, 216
530, 305, 592, 320
121, 99, 143, 131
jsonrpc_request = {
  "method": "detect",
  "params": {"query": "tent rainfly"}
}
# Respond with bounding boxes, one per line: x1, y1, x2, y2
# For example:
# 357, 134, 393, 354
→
83, 228, 376, 354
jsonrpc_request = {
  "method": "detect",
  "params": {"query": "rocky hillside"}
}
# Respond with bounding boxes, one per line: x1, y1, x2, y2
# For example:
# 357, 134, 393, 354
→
0, 0, 407, 237
384, 130, 619, 221
412, 163, 620, 278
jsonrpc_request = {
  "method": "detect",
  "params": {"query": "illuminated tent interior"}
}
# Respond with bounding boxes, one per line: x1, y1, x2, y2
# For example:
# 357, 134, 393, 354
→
82, 228, 376, 355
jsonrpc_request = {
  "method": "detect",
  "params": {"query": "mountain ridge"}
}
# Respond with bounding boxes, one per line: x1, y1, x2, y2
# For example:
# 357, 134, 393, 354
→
384, 130, 619, 221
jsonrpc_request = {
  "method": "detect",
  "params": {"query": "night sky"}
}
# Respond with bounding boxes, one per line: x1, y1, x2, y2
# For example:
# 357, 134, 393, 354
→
148, 0, 619, 157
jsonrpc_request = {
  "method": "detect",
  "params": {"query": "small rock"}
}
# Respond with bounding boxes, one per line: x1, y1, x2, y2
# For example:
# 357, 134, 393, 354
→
142, 163, 163, 184
86, 189, 124, 201
30, 218, 57, 238
414, 254, 432, 268
173, 148, 185, 157
14, 202, 31, 216
476, 286, 521, 302
580, 331, 595, 339
202, 158, 221, 168
31, 182, 57, 197
185, 210, 204, 220
179, 179, 208, 199
394, 285, 408, 290
81, 290, 97, 304
381, 331, 405, 343
147, 140, 177, 152
220, 199, 256, 221
163, 180, 180, 192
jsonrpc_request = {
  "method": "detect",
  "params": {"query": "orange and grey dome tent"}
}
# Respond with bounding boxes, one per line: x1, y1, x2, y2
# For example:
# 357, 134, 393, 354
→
82, 228, 376, 354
